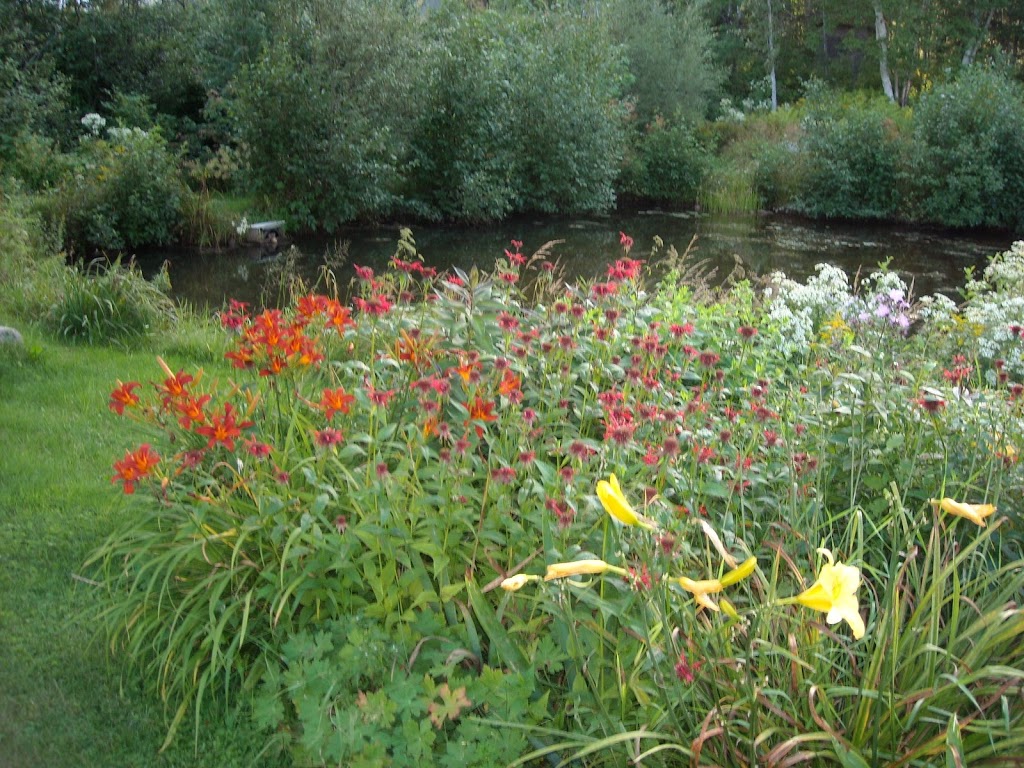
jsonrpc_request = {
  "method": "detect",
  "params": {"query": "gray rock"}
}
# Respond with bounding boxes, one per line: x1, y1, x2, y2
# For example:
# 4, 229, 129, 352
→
0, 326, 24, 345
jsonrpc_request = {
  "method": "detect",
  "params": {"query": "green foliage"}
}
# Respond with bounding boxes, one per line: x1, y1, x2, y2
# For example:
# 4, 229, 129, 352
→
410, 6, 628, 221
606, 0, 724, 124
51, 258, 176, 346
58, 126, 186, 253
54, 2, 205, 122
793, 88, 912, 220
253, 616, 540, 766
0, 58, 70, 164
0, 187, 66, 320
233, 0, 423, 229
620, 116, 710, 205
912, 67, 1024, 231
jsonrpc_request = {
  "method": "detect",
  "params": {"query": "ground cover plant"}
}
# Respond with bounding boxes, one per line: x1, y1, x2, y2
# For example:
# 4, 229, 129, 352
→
87, 232, 1024, 765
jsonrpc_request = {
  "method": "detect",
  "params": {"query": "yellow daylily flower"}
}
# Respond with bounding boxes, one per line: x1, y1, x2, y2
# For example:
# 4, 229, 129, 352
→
791, 550, 865, 640
544, 559, 628, 582
677, 575, 725, 611
930, 497, 997, 527
675, 556, 757, 613
596, 474, 657, 530
500, 574, 542, 591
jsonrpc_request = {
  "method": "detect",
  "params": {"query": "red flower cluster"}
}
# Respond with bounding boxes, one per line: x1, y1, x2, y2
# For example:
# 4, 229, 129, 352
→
225, 303, 338, 375
391, 256, 437, 278
108, 381, 140, 415
112, 444, 160, 494
607, 258, 643, 281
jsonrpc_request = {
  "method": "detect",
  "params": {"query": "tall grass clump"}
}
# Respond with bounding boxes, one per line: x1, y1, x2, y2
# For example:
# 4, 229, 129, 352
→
0, 187, 66, 320
51, 258, 176, 346
697, 160, 761, 214
88, 231, 1024, 765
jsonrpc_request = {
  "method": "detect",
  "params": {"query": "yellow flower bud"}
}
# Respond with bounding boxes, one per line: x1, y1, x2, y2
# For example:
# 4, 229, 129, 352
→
596, 474, 657, 530
544, 559, 627, 582
500, 574, 541, 592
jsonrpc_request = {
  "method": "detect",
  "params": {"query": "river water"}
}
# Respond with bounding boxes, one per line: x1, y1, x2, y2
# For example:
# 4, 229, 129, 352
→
140, 211, 1013, 310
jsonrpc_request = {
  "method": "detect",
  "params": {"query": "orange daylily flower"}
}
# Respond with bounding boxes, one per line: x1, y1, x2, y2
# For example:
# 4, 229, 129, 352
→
108, 380, 141, 415
195, 403, 252, 451
498, 370, 522, 397
112, 444, 161, 494
319, 387, 356, 420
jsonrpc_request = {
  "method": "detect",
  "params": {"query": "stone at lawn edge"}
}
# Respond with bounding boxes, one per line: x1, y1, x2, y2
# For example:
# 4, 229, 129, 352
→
0, 327, 24, 346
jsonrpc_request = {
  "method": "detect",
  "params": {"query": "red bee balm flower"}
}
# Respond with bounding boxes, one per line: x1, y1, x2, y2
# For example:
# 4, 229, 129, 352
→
315, 428, 344, 447
108, 381, 141, 415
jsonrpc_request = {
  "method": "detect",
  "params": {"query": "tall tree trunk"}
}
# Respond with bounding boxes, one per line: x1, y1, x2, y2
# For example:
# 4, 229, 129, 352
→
873, 3, 896, 102
962, 9, 995, 66
767, 0, 778, 110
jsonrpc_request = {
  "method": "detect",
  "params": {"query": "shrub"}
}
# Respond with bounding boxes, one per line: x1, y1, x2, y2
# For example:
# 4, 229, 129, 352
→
58, 125, 185, 253
619, 116, 709, 205
410, 7, 627, 221
605, 0, 724, 125
793, 89, 912, 220
232, 0, 423, 229
912, 67, 1024, 231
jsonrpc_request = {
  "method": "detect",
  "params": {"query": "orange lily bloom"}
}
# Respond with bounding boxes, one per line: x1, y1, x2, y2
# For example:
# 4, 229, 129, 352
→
319, 387, 355, 420
108, 380, 141, 415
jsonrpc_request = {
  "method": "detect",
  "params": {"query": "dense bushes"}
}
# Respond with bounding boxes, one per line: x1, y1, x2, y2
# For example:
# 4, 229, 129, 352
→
620, 117, 710, 205
791, 90, 911, 219
233, 0, 422, 229
235, 3, 628, 225
57, 125, 185, 253
913, 68, 1024, 231
712, 68, 1024, 230
4, 1, 1024, 242
424, 8, 626, 220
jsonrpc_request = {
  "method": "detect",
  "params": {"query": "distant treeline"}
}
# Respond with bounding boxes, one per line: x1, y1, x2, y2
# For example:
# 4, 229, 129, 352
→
2, 0, 1023, 249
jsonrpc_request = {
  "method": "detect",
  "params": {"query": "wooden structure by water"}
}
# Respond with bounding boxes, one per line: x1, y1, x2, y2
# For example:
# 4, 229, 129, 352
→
245, 220, 286, 250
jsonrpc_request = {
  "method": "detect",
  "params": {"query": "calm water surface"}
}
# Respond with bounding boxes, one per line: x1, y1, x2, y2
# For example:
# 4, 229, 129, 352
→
140, 212, 1013, 310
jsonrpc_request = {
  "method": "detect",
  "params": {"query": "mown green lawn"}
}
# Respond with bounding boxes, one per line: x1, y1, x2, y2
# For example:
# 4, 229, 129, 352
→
0, 331, 273, 767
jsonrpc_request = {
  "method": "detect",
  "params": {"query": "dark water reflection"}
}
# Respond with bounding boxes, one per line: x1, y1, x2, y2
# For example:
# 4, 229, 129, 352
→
138, 211, 1013, 310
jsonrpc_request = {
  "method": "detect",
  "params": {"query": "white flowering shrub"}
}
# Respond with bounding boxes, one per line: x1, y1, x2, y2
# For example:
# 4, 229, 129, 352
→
80, 112, 106, 137
915, 293, 959, 334
979, 241, 1024, 295
765, 265, 918, 357
914, 242, 1024, 379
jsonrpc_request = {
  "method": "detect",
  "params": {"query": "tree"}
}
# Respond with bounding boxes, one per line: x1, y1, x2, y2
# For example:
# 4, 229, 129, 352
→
605, 0, 723, 123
